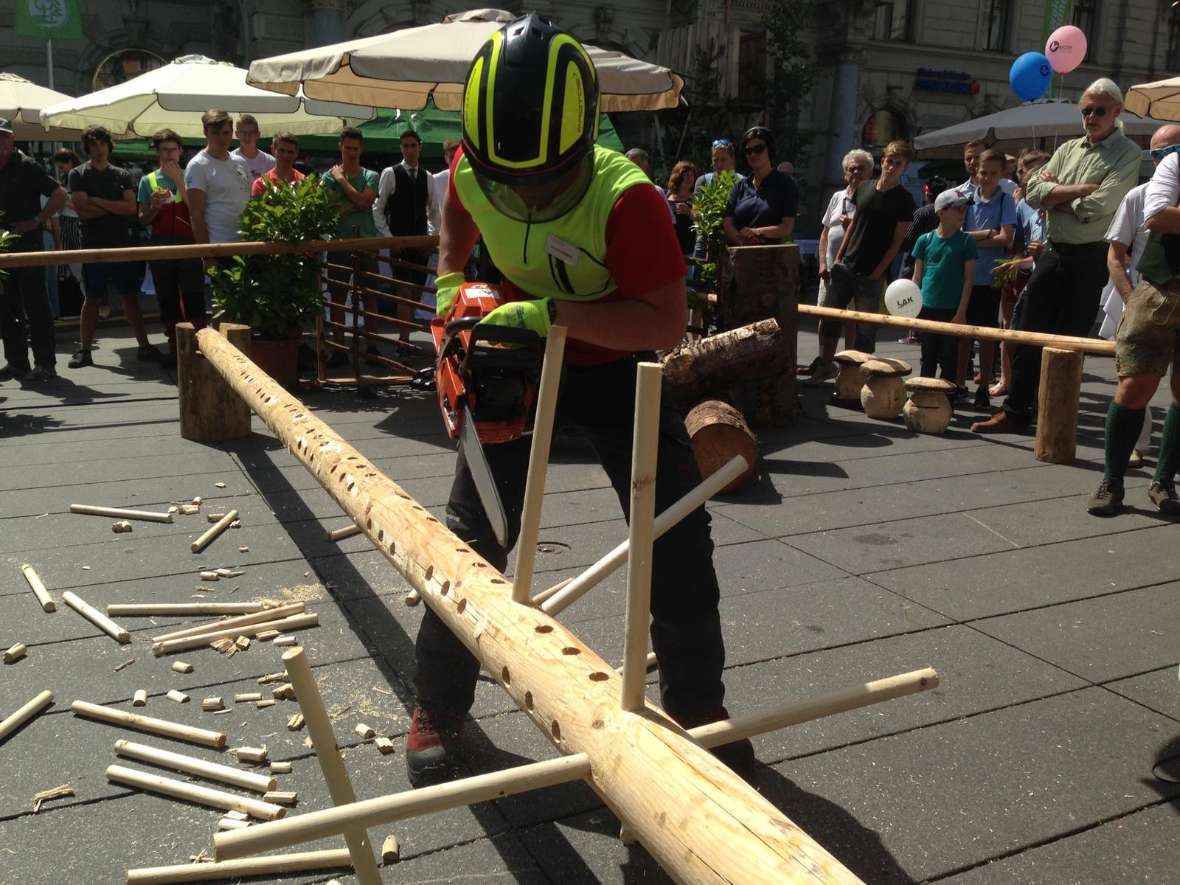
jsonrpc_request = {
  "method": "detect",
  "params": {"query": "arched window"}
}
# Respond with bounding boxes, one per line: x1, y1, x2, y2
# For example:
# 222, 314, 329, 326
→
862, 108, 909, 147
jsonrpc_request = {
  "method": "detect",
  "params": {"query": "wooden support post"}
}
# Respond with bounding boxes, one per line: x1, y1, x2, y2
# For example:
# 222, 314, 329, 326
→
512, 325, 567, 603
1035, 347, 1085, 465
126, 848, 353, 884
214, 667, 940, 860
114, 740, 276, 793
106, 765, 286, 820
0, 690, 53, 743
177, 322, 252, 443
621, 362, 662, 712
541, 455, 748, 616
191, 326, 863, 883
281, 646, 382, 885
71, 700, 227, 749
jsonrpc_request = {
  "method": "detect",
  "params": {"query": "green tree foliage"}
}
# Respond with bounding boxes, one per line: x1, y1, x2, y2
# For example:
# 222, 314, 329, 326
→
208, 177, 339, 340
689, 169, 736, 319
765, 0, 817, 165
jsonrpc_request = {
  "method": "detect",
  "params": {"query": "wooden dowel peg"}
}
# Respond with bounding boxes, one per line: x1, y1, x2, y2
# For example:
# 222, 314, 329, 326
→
233, 693, 262, 703
114, 740, 276, 793
106, 764, 286, 820
133, 690, 148, 707
233, 746, 269, 764
1035, 347, 1085, 465
191, 509, 239, 554
621, 362, 662, 712
170, 661, 193, 674
277, 646, 382, 884
151, 612, 319, 656
616, 651, 658, 674
62, 590, 131, 643
69, 504, 174, 523
326, 523, 364, 542
201, 697, 224, 712
218, 816, 251, 831
264, 790, 297, 806
216, 754, 592, 859
381, 834, 400, 863
511, 325, 567, 603
71, 700, 227, 749
270, 761, 292, 774
4, 642, 27, 664
0, 690, 54, 743
151, 603, 305, 642
20, 564, 55, 612
107, 602, 275, 617
126, 848, 352, 884
166, 690, 190, 704
541, 454, 748, 616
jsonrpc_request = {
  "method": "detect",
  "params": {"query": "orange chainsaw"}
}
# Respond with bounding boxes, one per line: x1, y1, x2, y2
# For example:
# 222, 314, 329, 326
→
430, 282, 545, 545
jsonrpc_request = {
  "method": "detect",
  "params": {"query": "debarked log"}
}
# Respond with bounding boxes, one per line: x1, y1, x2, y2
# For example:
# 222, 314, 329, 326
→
192, 326, 860, 884
661, 318, 791, 402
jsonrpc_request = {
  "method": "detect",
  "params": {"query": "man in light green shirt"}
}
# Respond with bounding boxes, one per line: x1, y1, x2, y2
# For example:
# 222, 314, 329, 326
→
974, 78, 1141, 434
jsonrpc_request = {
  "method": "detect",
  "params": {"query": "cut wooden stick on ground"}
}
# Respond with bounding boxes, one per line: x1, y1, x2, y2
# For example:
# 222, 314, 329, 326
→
150, 603, 306, 642
31, 783, 73, 812
71, 700, 227, 749
62, 591, 131, 643
108, 602, 279, 617
151, 612, 319, 656
4, 642, 27, 664
191, 509, 239, 554
114, 740, 275, 793
106, 765, 286, 820
326, 523, 363, 542
0, 690, 54, 744
20, 564, 55, 612
69, 504, 175, 523
125, 848, 352, 884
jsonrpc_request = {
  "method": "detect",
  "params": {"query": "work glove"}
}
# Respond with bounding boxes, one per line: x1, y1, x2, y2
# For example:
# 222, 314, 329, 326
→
434, 271, 467, 318
478, 297, 554, 337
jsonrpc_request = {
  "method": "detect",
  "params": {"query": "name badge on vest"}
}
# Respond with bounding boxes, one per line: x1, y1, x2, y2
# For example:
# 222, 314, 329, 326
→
544, 233, 579, 266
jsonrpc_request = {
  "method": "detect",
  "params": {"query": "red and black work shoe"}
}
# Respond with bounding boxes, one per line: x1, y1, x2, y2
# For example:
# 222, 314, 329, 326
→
406, 705, 465, 786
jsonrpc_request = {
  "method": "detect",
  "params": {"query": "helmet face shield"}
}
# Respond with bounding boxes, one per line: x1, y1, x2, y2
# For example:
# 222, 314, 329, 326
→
471, 153, 594, 223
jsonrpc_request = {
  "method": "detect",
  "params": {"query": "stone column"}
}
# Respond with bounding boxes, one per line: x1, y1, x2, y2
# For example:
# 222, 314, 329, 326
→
824, 60, 861, 186
306, 0, 347, 47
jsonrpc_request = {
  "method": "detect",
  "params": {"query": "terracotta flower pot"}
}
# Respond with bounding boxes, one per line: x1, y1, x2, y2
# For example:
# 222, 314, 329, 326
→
248, 334, 301, 387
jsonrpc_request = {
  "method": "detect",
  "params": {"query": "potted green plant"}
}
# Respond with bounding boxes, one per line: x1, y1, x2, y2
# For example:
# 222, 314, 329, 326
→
207, 176, 338, 385
689, 169, 736, 329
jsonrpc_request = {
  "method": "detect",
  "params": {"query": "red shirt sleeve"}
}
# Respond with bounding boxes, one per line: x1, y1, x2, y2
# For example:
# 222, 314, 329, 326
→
604, 183, 686, 297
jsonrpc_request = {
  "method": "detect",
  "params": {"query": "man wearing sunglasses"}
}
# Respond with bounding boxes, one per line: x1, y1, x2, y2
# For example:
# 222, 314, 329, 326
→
974, 78, 1141, 435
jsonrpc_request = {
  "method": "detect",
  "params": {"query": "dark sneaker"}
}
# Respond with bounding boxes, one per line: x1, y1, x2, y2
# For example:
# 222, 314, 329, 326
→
405, 705, 464, 786
0, 364, 29, 381
68, 349, 93, 369
1086, 478, 1124, 516
24, 366, 58, 383
973, 385, 990, 411
1147, 480, 1180, 515
137, 344, 165, 363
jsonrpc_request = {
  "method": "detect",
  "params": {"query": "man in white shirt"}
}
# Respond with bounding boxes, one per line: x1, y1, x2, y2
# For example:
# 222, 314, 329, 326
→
373, 129, 432, 341
185, 109, 252, 252
428, 139, 460, 236
230, 114, 276, 181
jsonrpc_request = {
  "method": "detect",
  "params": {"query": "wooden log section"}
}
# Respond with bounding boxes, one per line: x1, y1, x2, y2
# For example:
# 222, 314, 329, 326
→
661, 318, 790, 402
1035, 347, 1085, 464
192, 327, 861, 884
684, 400, 757, 493
215, 668, 939, 860
799, 304, 1115, 354
178, 323, 252, 443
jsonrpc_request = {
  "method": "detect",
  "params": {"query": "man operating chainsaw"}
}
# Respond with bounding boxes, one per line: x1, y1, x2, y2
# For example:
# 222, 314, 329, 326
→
406, 14, 755, 785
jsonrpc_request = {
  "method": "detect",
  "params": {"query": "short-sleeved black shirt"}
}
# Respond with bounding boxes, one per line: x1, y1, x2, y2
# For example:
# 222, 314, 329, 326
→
67, 161, 135, 248
0, 151, 60, 248
724, 170, 799, 242
840, 180, 916, 276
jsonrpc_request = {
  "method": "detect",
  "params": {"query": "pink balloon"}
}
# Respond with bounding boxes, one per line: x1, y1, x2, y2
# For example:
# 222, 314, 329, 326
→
1045, 25, 1087, 74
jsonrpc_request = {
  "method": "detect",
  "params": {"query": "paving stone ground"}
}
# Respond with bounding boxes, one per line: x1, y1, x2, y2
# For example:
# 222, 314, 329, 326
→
1, 322, 1178, 884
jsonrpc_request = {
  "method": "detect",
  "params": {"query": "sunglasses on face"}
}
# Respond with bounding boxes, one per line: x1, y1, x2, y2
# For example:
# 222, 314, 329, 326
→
745, 143, 767, 155
1151, 143, 1180, 162
1081, 105, 1108, 118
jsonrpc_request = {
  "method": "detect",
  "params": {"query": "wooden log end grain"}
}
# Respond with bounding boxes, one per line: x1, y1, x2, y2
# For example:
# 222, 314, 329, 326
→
684, 400, 757, 493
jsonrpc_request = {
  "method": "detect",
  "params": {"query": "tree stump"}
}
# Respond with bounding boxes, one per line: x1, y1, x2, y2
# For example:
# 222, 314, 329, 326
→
178, 323, 253, 443
662, 318, 789, 403
903, 377, 956, 433
716, 244, 799, 426
1035, 347, 1084, 464
684, 399, 757, 493
860, 358, 912, 420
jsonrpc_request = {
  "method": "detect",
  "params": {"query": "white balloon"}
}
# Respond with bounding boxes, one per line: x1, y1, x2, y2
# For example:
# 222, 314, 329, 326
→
884, 279, 922, 319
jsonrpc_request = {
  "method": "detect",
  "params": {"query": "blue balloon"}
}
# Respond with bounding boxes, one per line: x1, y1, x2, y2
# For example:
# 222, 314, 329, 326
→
1009, 52, 1053, 101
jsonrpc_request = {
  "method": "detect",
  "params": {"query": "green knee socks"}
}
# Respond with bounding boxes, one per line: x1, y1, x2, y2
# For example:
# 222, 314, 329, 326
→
1104, 402, 1145, 489
1153, 404, 1180, 485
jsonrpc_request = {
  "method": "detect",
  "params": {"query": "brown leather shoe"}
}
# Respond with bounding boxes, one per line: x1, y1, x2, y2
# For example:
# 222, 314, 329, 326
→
971, 410, 1028, 434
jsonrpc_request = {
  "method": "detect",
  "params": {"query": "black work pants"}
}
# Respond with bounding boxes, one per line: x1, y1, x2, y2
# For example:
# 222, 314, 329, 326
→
414, 353, 728, 725
918, 305, 958, 382
149, 244, 207, 350
1003, 242, 1107, 418
1, 238, 56, 371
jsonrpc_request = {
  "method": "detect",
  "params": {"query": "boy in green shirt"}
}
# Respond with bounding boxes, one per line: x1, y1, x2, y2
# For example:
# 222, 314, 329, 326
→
911, 189, 977, 381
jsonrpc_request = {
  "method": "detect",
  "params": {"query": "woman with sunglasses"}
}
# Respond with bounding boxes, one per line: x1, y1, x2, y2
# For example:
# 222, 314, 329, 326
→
722, 127, 797, 248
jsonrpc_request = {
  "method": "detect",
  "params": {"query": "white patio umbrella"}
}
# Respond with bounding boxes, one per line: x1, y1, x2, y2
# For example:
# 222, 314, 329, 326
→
914, 99, 1163, 159
1126, 76, 1180, 122
40, 54, 373, 140
0, 72, 81, 140
247, 9, 684, 113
